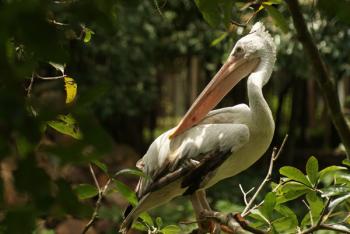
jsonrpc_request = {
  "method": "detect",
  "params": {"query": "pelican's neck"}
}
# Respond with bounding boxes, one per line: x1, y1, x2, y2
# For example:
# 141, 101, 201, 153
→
247, 55, 275, 127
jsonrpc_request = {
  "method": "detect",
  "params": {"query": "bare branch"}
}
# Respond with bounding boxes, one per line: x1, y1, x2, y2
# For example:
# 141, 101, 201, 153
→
35, 73, 66, 80
89, 164, 100, 191
241, 134, 288, 217
239, 184, 255, 206
26, 73, 35, 98
82, 168, 112, 234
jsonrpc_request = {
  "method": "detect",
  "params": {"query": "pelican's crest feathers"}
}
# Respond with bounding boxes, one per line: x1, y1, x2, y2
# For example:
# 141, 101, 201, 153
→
249, 22, 276, 55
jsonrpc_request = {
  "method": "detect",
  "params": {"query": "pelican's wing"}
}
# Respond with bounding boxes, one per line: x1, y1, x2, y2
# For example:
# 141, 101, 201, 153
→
121, 122, 250, 233
137, 121, 250, 197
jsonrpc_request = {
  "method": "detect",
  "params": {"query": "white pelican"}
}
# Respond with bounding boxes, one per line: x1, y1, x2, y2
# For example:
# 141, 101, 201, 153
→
120, 22, 276, 233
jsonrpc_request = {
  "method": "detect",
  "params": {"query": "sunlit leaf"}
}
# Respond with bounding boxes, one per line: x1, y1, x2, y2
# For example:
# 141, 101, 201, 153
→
329, 193, 350, 210
280, 166, 310, 186
342, 159, 350, 167
319, 166, 347, 180
47, 114, 82, 139
306, 156, 319, 186
161, 225, 181, 234
276, 182, 310, 203
249, 209, 269, 225
64, 76, 77, 104
74, 184, 98, 199
49, 61, 65, 74
263, 0, 283, 4
306, 191, 324, 222
139, 212, 154, 226
211, 32, 228, 46
115, 168, 146, 178
83, 27, 95, 43
320, 185, 350, 197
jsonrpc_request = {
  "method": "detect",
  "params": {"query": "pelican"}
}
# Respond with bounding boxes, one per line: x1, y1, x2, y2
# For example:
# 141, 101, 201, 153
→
120, 22, 276, 233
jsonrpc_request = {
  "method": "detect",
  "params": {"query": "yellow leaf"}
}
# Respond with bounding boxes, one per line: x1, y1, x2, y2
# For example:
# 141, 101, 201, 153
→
64, 76, 77, 104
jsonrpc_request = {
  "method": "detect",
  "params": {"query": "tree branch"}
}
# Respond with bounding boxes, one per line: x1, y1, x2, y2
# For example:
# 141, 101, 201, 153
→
241, 134, 288, 217
286, 0, 350, 159
81, 166, 112, 234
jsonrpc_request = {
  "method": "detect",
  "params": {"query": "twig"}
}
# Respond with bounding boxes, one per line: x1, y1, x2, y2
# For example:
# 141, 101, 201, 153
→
35, 73, 66, 80
196, 136, 288, 234
89, 164, 101, 191
239, 184, 255, 206
48, 19, 69, 26
231, 10, 258, 28
26, 73, 35, 97
153, 0, 163, 17
241, 134, 288, 217
318, 197, 330, 226
81, 166, 112, 234
299, 223, 350, 234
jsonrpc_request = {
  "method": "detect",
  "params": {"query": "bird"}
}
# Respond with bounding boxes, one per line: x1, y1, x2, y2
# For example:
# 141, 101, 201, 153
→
120, 22, 276, 233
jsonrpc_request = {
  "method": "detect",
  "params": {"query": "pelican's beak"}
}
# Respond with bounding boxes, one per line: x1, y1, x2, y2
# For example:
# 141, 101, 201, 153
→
169, 54, 260, 139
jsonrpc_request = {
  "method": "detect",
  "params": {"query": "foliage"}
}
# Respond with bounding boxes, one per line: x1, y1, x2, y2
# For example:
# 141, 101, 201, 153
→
1, 0, 350, 233
244, 156, 350, 233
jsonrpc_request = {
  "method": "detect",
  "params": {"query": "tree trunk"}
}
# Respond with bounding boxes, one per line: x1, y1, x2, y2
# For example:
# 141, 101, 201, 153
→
286, 0, 350, 158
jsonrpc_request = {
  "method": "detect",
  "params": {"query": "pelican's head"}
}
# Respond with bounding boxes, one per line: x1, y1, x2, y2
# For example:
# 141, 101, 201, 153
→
232, 22, 276, 61
169, 22, 276, 139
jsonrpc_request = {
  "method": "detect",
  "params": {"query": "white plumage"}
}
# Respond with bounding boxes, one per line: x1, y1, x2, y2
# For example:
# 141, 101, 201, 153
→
120, 22, 277, 233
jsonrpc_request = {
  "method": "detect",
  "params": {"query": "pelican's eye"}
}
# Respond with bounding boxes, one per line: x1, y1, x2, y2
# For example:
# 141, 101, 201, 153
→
235, 46, 244, 55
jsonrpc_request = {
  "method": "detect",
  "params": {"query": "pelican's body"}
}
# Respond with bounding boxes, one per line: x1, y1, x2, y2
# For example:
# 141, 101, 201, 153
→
121, 22, 276, 233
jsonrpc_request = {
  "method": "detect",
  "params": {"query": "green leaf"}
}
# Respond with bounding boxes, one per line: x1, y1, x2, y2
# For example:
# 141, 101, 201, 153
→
319, 166, 347, 180
139, 212, 154, 226
74, 184, 98, 200
115, 168, 146, 178
329, 193, 350, 210
274, 205, 298, 232
161, 225, 181, 234
83, 27, 95, 43
249, 209, 270, 225
113, 180, 138, 206
194, 0, 233, 27
156, 217, 163, 228
211, 32, 228, 46
306, 192, 324, 221
280, 166, 310, 186
194, 0, 221, 27
47, 114, 82, 139
276, 182, 309, 203
320, 185, 350, 197
64, 76, 77, 104
264, 5, 289, 33
342, 159, 350, 167
49, 61, 65, 74
92, 160, 108, 173
306, 156, 319, 186
301, 213, 311, 228
264, 0, 283, 4
260, 192, 276, 220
